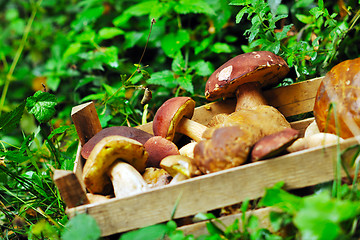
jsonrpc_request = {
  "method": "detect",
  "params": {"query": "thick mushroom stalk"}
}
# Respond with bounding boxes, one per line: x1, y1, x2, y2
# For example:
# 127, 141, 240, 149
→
83, 135, 148, 197
107, 161, 149, 198
153, 97, 207, 142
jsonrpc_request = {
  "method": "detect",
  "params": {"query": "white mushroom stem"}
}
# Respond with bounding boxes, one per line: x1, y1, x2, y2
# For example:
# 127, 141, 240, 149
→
107, 161, 149, 198
177, 118, 208, 142
179, 142, 197, 159
304, 120, 320, 137
170, 173, 189, 184
287, 133, 345, 152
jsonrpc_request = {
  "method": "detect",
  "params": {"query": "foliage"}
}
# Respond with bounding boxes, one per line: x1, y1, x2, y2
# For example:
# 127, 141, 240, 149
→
1, 0, 360, 239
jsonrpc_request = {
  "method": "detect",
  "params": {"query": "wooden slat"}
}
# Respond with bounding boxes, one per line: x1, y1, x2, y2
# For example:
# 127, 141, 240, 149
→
53, 170, 89, 208
71, 102, 102, 146
67, 136, 359, 236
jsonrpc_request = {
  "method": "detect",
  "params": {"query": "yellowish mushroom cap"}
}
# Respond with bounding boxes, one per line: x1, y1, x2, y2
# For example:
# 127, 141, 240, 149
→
83, 135, 148, 194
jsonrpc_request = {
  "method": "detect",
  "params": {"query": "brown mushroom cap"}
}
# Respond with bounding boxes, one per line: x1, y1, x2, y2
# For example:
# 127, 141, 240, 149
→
194, 125, 256, 174
81, 126, 153, 159
205, 51, 289, 101
313, 57, 360, 138
153, 97, 195, 141
143, 136, 180, 168
83, 135, 148, 194
251, 128, 299, 162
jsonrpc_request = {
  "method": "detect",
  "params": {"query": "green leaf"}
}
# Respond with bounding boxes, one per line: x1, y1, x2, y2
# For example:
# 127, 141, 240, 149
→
174, 0, 215, 15
98, 27, 124, 40
260, 185, 303, 215
191, 60, 214, 76
147, 70, 177, 88
0, 101, 25, 133
210, 42, 232, 53
177, 75, 194, 94
48, 125, 70, 139
62, 214, 101, 240
120, 223, 169, 240
26, 91, 57, 123
63, 42, 82, 60
161, 30, 190, 57
235, 7, 248, 23
295, 14, 313, 24
172, 52, 186, 73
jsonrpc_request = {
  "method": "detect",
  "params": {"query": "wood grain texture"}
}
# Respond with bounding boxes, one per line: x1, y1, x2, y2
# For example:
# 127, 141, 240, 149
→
71, 102, 102, 146
68, 136, 359, 236
53, 169, 89, 208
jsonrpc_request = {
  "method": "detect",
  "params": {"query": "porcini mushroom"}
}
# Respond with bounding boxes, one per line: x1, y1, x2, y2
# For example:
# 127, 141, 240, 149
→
313, 57, 360, 139
81, 126, 153, 159
193, 51, 291, 173
205, 51, 289, 111
143, 167, 171, 188
153, 97, 207, 142
83, 135, 149, 197
160, 155, 200, 184
143, 136, 180, 168
251, 128, 299, 162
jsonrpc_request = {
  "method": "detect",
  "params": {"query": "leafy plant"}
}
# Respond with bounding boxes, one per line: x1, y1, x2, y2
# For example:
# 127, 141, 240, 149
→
231, 0, 360, 80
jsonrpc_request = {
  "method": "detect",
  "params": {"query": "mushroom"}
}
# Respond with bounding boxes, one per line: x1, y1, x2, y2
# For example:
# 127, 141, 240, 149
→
81, 126, 153, 159
313, 57, 360, 139
251, 128, 299, 162
142, 167, 171, 188
205, 51, 289, 111
160, 155, 200, 184
304, 120, 320, 137
287, 132, 345, 153
193, 51, 291, 173
143, 136, 180, 168
179, 141, 197, 159
153, 97, 207, 142
82, 135, 149, 198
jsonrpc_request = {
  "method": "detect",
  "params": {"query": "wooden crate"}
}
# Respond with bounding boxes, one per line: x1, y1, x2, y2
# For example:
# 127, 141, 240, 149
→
62, 77, 359, 237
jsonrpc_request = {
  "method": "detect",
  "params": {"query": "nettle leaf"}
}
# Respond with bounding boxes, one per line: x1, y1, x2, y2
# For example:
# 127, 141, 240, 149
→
120, 223, 169, 240
177, 75, 194, 94
268, 0, 281, 16
0, 101, 25, 133
171, 52, 186, 72
146, 70, 177, 88
191, 60, 214, 76
26, 91, 57, 123
63, 42, 82, 60
161, 30, 190, 57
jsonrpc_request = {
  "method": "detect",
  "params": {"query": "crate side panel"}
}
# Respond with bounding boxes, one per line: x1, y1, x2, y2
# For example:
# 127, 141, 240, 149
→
68, 137, 358, 237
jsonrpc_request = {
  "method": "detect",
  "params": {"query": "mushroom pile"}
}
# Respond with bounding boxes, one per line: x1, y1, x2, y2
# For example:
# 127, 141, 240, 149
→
81, 51, 360, 200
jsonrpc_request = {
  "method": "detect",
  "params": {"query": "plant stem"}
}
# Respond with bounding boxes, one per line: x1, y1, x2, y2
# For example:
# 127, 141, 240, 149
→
0, 0, 42, 116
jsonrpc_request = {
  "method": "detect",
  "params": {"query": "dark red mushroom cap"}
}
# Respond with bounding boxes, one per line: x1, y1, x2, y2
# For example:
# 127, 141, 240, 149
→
81, 126, 153, 159
205, 51, 289, 101
153, 97, 195, 141
251, 128, 299, 162
144, 136, 180, 168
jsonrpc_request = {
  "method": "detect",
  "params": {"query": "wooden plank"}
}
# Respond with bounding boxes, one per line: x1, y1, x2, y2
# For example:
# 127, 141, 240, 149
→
71, 102, 102, 146
67, 136, 359, 236
53, 170, 89, 208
